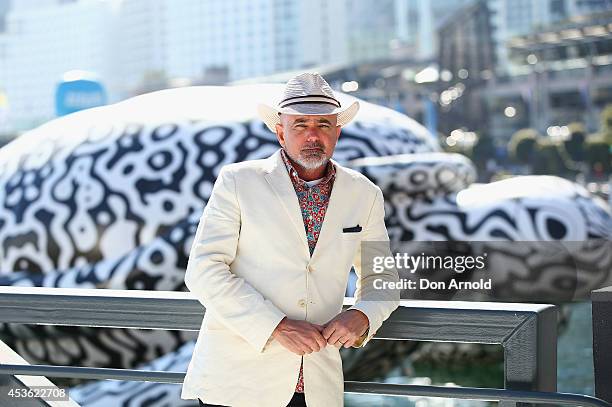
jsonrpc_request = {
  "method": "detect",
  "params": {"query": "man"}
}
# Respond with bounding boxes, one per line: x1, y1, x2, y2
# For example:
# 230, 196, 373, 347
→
181, 73, 400, 407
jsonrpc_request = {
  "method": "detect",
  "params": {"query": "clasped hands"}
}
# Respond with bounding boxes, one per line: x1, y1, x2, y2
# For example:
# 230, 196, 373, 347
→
271, 310, 369, 355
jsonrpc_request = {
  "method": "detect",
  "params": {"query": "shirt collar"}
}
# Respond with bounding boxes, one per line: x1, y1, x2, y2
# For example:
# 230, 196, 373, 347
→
280, 148, 336, 188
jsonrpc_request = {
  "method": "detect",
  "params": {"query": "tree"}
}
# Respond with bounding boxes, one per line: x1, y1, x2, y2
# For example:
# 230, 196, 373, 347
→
582, 105, 612, 178
585, 137, 611, 177
563, 122, 586, 163
533, 139, 573, 176
471, 132, 495, 170
600, 104, 612, 145
508, 128, 538, 165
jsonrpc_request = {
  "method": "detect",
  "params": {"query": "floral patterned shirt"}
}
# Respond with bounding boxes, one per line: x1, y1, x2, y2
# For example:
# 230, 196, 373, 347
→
280, 148, 336, 393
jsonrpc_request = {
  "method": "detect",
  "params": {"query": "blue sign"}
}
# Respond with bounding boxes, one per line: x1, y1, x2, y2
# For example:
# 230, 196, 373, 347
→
55, 76, 107, 117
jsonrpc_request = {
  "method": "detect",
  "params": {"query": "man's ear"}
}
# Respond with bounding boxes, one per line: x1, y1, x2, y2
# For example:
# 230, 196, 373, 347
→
275, 123, 285, 148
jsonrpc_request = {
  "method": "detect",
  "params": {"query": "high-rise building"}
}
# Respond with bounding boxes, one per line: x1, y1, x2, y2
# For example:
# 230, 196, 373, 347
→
357, 0, 473, 62
437, 0, 497, 134
116, 0, 349, 95
501, 10, 612, 133
0, 0, 10, 32
489, 0, 612, 75
431, 0, 612, 139
1, 0, 610, 133
116, 0, 167, 96
0, 0, 115, 132
346, 0, 397, 62
0, 0, 352, 132
295, 0, 348, 70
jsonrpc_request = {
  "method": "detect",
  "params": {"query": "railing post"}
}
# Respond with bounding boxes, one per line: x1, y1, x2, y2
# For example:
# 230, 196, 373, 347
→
501, 304, 557, 407
593, 286, 612, 404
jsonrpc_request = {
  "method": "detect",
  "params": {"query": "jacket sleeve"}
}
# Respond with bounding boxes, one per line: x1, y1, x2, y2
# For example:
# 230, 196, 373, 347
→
347, 187, 400, 348
184, 167, 286, 353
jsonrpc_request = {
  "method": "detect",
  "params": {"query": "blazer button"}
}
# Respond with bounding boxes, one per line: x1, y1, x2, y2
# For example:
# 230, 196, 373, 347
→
307, 265, 314, 273
298, 299, 306, 308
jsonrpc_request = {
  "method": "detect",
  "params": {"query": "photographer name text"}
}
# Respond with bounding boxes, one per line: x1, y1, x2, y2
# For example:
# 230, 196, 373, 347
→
374, 278, 492, 290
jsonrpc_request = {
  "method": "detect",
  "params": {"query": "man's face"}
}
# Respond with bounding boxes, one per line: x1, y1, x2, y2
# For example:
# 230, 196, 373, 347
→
275, 114, 341, 170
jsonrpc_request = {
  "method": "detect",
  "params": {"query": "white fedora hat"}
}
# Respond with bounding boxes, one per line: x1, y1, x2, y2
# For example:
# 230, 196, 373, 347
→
258, 72, 359, 133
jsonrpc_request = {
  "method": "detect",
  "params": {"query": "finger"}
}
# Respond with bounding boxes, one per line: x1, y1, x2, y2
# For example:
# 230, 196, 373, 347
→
311, 323, 325, 332
299, 337, 317, 354
302, 336, 319, 353
312, 339, 324, 352
301, 341, 315, 354
314, 332, 327, 350
333, 334, 349, 348
300, 344, 313, 354
280, 338, 303, 355
309, 324, 326, 348
322, 324, 335, 340
337, 334, 351, 348
280, 337, 303, 355
304, 329, 324, 351
327, 329, 345, 345
306, 328, 325, 351
290, 343, 304, 355
343, 338, 355, 348
288, 334, 311, 355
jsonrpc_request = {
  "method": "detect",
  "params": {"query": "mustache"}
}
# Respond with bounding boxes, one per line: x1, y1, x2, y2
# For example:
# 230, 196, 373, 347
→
301, 144, 325, 150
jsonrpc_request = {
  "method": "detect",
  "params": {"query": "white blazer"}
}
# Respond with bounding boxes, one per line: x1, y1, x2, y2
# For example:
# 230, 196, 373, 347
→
181, 149, 399, 407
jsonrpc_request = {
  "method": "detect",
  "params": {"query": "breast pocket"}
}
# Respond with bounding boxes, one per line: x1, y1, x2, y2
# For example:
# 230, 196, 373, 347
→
340, 231, 363, 241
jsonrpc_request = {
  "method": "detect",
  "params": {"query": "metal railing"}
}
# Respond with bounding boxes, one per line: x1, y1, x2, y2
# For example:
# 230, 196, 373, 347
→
593, 286, 612, 404
0, 286, 608, 407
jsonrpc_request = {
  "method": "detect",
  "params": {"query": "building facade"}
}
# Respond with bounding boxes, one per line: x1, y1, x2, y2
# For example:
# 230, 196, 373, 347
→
0, 0, 115, 132
0, 0, 611, 134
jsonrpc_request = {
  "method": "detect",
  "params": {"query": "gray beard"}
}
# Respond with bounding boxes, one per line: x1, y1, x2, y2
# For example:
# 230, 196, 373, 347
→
290, 150, 329, 170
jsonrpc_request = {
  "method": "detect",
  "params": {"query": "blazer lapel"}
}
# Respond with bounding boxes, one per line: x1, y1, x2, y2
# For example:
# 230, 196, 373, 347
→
263, 150, 310, 257
310, 162, 353, 262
